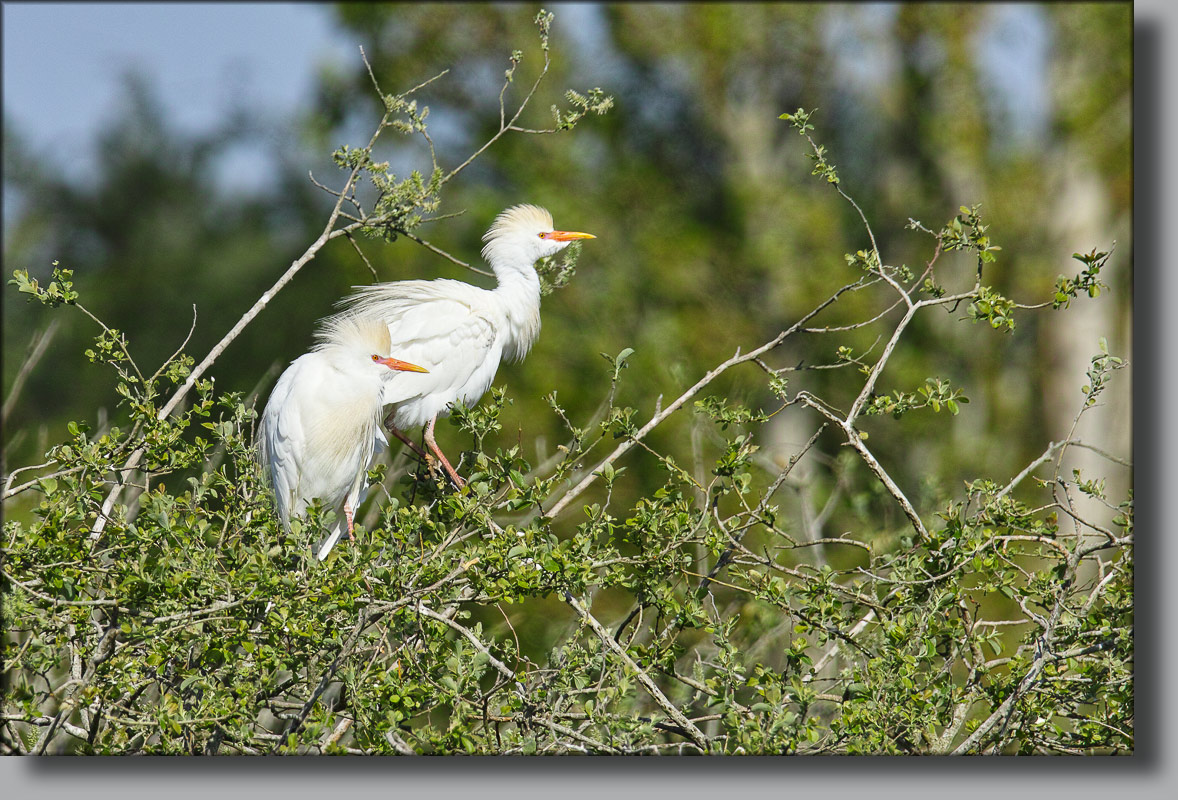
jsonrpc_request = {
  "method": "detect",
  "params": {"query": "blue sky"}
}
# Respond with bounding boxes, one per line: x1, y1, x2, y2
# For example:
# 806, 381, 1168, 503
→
2, 3, 355, 184
0, 2, 615, 225
0, 1, 1149, 221
2, 3, 1058, 176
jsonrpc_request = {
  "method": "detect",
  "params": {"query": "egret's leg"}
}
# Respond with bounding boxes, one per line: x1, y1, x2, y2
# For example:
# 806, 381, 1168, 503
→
385, 414, 431, 461
344, 502, 355, 542
424, 416, 465, 488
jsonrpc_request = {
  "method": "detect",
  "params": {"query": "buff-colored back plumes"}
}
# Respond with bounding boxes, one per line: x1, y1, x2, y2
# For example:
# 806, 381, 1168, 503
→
313, 312, 392, 357
480, 204, 554, 261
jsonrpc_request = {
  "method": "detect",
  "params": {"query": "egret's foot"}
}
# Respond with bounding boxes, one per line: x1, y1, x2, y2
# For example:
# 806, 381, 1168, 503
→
423, 416, 466, 490
422, 452, 464, 489
387, 420, 431, 462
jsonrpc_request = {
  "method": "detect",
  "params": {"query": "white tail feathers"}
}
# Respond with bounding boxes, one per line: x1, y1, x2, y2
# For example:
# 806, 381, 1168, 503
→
316, 522, 345, 561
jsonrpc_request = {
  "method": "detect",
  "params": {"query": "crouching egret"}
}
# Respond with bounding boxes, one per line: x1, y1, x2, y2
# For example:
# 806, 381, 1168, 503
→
338, 204, 594, 487
257, 314, 428, 560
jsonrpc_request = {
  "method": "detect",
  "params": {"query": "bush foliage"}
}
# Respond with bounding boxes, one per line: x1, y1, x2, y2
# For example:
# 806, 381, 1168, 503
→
2, 11, 1130, 755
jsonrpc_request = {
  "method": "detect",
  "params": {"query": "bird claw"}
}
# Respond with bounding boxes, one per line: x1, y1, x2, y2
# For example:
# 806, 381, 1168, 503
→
422, 453, 465, 489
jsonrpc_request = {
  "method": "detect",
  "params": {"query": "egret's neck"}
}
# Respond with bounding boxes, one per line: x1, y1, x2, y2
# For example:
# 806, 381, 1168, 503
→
325, 356, 386, 403
486, 242, 543, 362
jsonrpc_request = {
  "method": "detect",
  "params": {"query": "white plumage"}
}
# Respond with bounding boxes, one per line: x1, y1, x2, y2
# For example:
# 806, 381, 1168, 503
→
337, 204, 595, 487
257, 314, 428, 560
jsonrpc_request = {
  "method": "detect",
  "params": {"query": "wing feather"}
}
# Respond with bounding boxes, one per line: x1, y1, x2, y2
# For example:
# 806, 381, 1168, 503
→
340, 280, 502, 420
258, 356, 311, 528
259, 351, 390, 559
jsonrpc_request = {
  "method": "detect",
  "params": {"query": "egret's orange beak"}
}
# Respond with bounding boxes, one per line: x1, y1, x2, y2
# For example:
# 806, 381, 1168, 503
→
378, 356, 429, 373
543, 230, 596, 242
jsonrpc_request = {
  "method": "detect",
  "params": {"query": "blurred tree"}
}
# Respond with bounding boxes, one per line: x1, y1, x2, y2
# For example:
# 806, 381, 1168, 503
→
1, 3, 1132, 756
3, 4, 1131, 510
3, 74, 383, 471
312, 2, 1131, 534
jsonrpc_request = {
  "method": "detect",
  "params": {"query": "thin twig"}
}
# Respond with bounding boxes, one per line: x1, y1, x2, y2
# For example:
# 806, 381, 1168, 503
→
797, 391, 929, 541
147, 305, 198, 387
543, 279, 866, 520
345, 232, 380, 281
2, 318, 59, 427
441, 43, 549, 187
563, 593, 708, 751
401, 230, 493, 278
416, 603, 517, 683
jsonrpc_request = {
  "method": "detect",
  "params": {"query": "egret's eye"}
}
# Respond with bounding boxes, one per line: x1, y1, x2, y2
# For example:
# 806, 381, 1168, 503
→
538, 232, 546, 239
371, 354, 380, 362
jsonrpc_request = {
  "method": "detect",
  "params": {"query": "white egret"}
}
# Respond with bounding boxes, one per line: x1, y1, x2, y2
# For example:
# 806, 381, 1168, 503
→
338, 204, 595, 487
257, 314, 428, 560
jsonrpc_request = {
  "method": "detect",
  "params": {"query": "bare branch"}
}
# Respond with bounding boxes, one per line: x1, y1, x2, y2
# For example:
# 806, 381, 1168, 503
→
797, 391, 929, 541
544, 278, 867, 520
401, 230, 494, 278
2, 318, 59, 427
563, 593, 708, 751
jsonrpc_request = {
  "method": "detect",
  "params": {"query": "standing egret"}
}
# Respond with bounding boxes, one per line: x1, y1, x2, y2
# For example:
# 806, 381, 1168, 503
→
257, 314, 428, 560
339, 204, 595, 487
